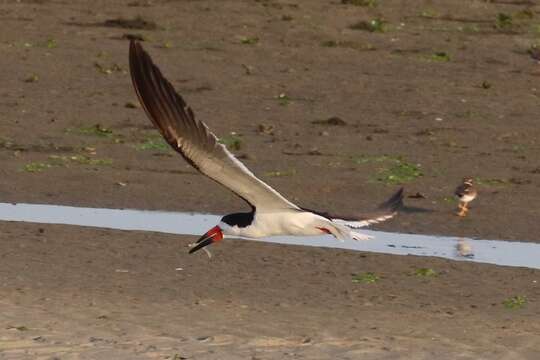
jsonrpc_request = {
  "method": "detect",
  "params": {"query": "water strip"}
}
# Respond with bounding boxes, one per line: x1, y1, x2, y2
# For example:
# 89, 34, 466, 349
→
0, 202, 539, 270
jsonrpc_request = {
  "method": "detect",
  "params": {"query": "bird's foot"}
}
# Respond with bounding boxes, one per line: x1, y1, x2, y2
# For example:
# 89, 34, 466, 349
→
350, 231, 373, 241
457, 204, 470, 217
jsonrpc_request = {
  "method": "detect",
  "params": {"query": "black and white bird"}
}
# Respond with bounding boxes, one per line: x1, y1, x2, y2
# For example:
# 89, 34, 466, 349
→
455, 177, 477, 217
129, 41, 403, 254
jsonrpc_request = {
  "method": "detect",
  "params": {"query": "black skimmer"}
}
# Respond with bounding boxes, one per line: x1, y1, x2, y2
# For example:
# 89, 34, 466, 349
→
455, 178, 477, 217
129, 41, 404, 254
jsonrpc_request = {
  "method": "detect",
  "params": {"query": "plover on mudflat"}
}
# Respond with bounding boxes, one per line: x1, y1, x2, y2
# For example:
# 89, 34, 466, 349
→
455, 178, 477, 217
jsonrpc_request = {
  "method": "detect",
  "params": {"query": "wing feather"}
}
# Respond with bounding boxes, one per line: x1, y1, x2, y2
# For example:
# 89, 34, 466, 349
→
303, 188, 404, 229
129, 41, 299, 211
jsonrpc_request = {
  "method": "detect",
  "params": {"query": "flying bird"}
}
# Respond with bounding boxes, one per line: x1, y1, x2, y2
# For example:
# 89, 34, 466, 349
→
455, 177, 477, 217
128, 41, 403, 254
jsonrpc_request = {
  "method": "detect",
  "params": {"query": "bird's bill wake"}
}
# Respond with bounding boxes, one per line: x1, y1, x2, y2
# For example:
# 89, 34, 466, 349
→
189, 226, 224, 254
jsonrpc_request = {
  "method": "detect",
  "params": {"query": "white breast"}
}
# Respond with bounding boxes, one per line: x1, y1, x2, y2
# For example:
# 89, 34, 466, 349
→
461, 194, 476, 202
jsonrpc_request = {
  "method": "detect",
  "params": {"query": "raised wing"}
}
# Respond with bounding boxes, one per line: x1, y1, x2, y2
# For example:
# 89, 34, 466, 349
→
129, 41, 299, 211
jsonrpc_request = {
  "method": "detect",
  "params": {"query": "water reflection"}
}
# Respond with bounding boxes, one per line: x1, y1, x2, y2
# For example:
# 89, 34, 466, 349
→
0, 202, 538, 270
456, 238, 474, 258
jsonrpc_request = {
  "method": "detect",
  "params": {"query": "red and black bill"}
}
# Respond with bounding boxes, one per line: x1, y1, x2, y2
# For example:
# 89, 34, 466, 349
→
189, 226, 224, 254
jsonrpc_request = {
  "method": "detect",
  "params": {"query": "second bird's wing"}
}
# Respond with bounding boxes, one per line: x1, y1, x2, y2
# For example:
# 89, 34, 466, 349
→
304, 188, 404, 229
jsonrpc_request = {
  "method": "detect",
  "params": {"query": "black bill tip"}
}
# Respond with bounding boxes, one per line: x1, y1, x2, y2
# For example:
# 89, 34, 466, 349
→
189, 237, 214, 254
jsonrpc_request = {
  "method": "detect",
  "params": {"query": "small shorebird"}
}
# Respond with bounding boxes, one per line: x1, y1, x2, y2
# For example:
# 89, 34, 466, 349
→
129, 41, 403, 254
455, 178, 477, 217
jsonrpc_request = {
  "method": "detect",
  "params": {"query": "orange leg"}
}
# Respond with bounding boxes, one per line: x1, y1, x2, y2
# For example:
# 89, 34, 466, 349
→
456, 202, 467, 217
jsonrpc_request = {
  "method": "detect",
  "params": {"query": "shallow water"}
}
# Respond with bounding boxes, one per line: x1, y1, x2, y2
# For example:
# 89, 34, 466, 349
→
0, 202, 539, 270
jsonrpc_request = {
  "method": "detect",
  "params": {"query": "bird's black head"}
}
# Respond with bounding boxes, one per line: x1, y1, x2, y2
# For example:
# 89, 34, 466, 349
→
189, 211, 255, 255
221, 211, 255, 228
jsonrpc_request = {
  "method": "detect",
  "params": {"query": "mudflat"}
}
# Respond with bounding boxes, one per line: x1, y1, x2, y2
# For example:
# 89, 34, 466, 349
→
0, 1, 539, 359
